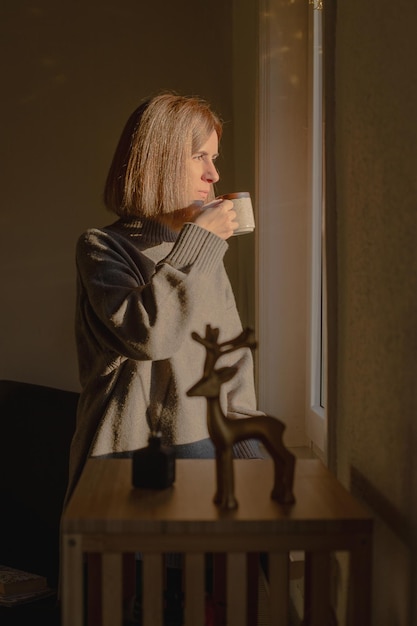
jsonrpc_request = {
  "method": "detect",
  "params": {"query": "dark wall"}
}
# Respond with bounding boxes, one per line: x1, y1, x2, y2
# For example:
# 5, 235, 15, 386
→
0, 2, 238, 390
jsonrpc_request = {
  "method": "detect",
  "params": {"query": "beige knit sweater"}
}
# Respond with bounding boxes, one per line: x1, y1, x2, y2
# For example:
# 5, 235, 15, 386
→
65, 217, 260, 502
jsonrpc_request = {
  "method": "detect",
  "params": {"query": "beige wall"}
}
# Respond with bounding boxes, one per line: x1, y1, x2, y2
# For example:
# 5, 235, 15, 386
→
326, 1, 417, 623
1, 1, 257, 391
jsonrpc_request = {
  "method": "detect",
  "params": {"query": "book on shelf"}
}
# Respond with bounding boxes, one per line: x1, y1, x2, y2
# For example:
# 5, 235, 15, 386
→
0, 564, 53, 605
0, 588, 55, 607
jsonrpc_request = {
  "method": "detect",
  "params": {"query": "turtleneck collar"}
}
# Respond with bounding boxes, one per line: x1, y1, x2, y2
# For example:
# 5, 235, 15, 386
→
107, 216, 179, 245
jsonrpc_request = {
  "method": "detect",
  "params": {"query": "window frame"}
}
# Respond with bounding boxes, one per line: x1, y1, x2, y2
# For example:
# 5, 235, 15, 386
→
305, 2, 327, 457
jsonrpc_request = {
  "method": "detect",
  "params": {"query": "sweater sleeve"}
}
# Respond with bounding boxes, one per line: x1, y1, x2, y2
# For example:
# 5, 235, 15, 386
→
75, 222, 228, 362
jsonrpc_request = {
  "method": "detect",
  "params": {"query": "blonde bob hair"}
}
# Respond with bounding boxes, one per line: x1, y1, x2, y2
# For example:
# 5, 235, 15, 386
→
104, 93, 223, 218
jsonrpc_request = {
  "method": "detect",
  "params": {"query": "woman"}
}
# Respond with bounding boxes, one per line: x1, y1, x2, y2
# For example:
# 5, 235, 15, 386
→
66, 92, 262, 505
64, 92, 263, 625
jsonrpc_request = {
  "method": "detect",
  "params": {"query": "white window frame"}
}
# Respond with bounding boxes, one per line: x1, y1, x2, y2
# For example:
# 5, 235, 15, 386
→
306, 3, 327, 457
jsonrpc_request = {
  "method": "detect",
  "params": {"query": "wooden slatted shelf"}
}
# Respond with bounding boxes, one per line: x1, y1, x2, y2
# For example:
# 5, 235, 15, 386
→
61, 458, 373, 626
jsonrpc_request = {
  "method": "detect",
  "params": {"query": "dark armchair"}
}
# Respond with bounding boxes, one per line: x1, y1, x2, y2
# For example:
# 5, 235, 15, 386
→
0, 380, 78, 625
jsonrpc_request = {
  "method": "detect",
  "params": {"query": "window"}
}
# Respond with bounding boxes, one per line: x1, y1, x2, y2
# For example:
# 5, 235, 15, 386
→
256, 0, 327, 456
256, 0, 310, 447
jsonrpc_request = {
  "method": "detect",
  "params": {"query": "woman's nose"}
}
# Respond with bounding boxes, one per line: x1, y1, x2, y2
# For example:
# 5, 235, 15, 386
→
203, 162, 219, 184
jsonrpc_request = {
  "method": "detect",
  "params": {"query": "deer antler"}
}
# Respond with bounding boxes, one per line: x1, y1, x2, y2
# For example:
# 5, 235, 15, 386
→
218, 327, 257, 354
192, 325, 257, 376
191, 325, 220, 350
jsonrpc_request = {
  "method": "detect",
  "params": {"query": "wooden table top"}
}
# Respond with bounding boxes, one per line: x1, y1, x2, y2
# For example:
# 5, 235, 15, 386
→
62, 458, 372, 539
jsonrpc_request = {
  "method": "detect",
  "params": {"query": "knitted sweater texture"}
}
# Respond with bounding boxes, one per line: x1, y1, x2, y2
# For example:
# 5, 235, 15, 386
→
66, 217, 260, 500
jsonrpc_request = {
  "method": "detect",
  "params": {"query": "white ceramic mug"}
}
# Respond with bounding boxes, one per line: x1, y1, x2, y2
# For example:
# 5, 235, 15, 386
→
220, 192, 255, 235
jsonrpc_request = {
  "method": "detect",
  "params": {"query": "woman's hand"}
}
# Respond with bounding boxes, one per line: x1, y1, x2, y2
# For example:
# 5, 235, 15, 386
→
193, 198, 237, 240
158, 198, 237, 239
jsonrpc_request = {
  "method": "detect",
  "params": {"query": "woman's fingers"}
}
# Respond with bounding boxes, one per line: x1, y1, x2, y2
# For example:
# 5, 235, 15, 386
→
194, 199, 237, 239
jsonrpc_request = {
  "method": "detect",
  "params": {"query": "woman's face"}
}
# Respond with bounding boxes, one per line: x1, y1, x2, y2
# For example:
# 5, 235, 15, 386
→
186, 129, 220, 205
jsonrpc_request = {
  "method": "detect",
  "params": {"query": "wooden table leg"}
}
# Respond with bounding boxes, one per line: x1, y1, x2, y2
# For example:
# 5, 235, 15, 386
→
62, 534, 84, 626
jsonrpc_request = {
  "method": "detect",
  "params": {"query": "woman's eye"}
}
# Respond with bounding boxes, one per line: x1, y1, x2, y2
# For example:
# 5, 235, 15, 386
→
192, 153, 217, 163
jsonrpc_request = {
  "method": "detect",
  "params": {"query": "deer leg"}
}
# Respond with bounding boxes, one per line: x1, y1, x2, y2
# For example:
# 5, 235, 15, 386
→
214, 452, 224, 505
220, 447, 238, 510
271, 456, 285, 502
271, 449, 296, 504
282, 450, 296, 503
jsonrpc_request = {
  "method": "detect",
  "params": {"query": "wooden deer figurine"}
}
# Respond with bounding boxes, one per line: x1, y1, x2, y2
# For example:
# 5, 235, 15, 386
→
187, 325, 296, 510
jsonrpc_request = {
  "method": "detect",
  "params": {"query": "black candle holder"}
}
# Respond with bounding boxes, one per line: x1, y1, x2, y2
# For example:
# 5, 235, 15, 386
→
132, 431, 176, 489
